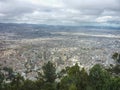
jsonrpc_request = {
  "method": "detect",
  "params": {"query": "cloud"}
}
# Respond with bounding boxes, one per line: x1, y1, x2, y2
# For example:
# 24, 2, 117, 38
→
63, 0, 120, 10
96, 16, 113, 22
0, 0, 120, 25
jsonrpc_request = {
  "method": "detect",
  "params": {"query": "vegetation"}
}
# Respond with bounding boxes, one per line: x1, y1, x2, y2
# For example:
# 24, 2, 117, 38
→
107, 52, 120, 76
0, 53, 120, 90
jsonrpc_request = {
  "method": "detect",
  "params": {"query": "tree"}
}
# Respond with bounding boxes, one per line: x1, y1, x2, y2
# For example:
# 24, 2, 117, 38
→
42, 61, 57, 83
59, 76, 72, 90
35, 78, 44, 89
59, 63, 89, 90
20, 79, 39, 90
10, 73, 24, 90
59, 64, 80, 90
79, 68, 89, 90
36, 61, 57, 90
0, 68, 4, 90
110, 77, 120, 90
89, 64, 110, 90
67, 63, 80, 78
3, 67, 15, 81
42, 82, 56, 90
112, 52, 120, 64
69, 84, 77, 90
107, 53, 120, 75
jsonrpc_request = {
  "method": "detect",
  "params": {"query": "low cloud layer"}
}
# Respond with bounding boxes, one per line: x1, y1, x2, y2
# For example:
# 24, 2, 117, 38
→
0, 0, 120, 25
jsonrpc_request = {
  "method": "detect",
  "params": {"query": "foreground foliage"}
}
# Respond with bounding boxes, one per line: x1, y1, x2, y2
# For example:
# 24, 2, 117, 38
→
0, 53, 120, 90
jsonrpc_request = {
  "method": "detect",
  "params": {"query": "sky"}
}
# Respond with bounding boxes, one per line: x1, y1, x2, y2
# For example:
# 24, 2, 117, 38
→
0, 0, 120, 26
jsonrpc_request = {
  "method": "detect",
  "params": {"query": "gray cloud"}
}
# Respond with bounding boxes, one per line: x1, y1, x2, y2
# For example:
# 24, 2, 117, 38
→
0, 0, 120, 25
63, 0, 120, 10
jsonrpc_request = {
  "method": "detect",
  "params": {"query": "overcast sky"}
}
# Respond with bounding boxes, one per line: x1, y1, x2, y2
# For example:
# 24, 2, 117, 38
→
0, 0, 120, 25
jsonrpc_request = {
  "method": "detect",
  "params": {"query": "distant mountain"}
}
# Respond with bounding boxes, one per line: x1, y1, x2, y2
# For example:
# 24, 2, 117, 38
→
0, 22, 120, 30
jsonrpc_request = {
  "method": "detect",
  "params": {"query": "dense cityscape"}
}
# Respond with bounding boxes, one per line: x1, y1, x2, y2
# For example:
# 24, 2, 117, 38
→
0, 23, 120, 80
